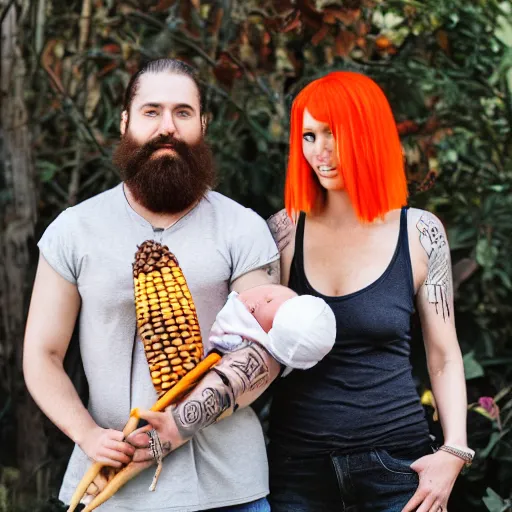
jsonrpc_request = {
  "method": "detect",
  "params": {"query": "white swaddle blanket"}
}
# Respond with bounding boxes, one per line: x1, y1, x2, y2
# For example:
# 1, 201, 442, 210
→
208, 291, 336, 376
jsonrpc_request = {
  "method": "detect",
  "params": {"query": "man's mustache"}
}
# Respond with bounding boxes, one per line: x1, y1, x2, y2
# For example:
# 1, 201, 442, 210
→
140, 135, 189, 156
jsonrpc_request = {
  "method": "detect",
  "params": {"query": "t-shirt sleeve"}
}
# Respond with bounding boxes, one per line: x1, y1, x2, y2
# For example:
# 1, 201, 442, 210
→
229, 208, 279, 283
37, 209, 79, 284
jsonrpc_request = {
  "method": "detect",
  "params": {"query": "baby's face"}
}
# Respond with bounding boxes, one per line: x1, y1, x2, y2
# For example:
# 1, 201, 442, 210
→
237, 284, 297, 333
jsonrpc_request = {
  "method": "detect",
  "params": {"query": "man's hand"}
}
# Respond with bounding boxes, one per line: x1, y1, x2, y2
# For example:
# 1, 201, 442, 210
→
78, 425, 135, 468
402, 450, 465, 512
126, 344, 280, 462
82, 459, 153, 502
128, 418, 174, 463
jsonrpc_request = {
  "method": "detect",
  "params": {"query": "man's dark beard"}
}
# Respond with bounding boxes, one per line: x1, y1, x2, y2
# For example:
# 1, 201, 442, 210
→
113, 132, 215, 214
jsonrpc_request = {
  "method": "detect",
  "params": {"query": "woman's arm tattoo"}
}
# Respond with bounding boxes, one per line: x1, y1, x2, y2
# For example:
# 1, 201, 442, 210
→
416, 213, 452, 320
267, 209, 294, 252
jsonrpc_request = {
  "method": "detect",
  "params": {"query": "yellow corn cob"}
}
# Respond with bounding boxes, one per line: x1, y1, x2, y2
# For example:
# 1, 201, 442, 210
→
68, 241, 221, 512
133, 241, 203, 397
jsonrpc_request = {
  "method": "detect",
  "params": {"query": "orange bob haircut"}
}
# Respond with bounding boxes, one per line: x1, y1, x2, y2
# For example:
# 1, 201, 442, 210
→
284, 71, 408, 223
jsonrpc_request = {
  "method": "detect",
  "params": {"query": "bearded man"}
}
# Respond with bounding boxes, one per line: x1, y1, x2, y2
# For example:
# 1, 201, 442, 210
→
23, 59, 279, 512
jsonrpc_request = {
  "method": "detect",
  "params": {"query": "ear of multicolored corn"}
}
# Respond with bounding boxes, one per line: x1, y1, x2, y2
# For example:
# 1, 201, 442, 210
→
67, 241, 221, 512
134, 241, 203, 397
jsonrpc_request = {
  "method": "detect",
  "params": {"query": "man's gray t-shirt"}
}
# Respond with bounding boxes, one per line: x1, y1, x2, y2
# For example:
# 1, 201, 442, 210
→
38, 184, 279, 511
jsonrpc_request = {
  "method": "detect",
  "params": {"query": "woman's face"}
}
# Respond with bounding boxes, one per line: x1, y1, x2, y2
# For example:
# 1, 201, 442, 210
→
302, 109, 343, 190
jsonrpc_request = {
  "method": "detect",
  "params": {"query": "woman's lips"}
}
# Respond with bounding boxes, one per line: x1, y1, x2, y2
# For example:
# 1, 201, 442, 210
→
317, 165, 338, 178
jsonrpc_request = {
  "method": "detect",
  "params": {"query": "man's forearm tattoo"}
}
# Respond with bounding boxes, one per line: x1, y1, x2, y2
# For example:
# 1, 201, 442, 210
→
416, 213, 451, 320
172, 385, 233, 439
171, 345, 270, 439
218, 345, 270, 394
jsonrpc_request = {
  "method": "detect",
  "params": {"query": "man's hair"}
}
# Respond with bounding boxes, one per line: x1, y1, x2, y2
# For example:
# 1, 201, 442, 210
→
123, 58, 205, 114
285, 71, 408, 223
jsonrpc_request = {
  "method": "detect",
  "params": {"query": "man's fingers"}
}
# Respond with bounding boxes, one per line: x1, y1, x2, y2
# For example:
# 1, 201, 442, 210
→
93, 472, 109, 490
96, 456, 122, 468
106, 429, 125, 442
132, 448, 154, 463
132, 447, 155, 463
106, 439, 135, 456
126, 429, 152, 448
137, 409, 164, 428
98, 448, 131, 468
85, 482, 99, 496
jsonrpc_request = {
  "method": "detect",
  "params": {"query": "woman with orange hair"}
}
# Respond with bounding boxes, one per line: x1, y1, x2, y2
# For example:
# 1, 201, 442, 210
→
267, 72, 472, 512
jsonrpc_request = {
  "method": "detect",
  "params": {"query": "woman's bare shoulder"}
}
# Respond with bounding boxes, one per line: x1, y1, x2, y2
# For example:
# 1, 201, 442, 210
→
407, 207, 448, 241
267, 208, 296, 253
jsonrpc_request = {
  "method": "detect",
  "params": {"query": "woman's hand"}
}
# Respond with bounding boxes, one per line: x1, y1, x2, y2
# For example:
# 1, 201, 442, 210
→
402, 450, 465, 512
78, 425, 135, 467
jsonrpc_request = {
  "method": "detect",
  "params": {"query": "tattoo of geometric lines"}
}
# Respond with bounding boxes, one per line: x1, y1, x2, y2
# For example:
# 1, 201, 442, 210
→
416, 214, 451, 320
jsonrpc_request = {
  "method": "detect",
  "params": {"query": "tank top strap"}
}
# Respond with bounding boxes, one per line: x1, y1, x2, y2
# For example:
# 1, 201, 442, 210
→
397, 206, 414, 299
289, 211, 308, 294
294, 211, 306, 260
399, 206, 408, 243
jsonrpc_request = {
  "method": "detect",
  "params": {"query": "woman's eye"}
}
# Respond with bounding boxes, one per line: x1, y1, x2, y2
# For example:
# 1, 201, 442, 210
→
145, 110, 158, 117
177, 110, 191, 118
302, 132, 315, 143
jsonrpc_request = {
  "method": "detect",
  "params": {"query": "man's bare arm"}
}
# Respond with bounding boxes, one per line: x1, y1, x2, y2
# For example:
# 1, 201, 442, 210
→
24, 255, 134, 467
230, 259, 280, 293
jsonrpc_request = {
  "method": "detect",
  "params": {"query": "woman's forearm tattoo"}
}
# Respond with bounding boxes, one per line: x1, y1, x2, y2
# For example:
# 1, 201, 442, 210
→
416, 213, 451, 320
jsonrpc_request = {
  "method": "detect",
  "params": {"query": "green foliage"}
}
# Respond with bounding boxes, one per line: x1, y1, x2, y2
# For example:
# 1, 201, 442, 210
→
483, 487, 512, 512
1, 0, 511, 510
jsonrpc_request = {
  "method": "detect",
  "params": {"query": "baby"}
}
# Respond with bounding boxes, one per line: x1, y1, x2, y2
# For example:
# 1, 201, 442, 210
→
208, 284, 336, 375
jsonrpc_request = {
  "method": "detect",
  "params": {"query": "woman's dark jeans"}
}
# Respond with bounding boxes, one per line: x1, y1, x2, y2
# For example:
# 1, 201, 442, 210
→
269, 443, 435, 512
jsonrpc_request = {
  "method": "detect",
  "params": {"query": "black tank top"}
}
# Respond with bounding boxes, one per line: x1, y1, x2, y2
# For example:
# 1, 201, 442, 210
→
269, 207, 430, 455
